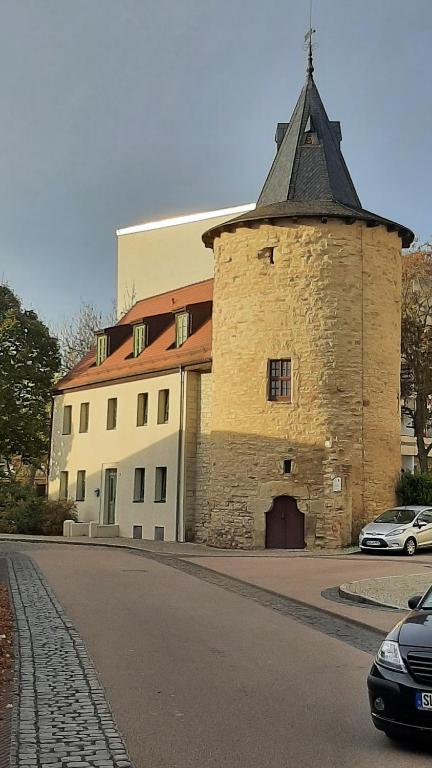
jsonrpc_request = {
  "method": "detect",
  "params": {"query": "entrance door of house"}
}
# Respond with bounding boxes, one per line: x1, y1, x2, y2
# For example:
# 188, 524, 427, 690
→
265, 496, 305, 549
104, 469, 117, 525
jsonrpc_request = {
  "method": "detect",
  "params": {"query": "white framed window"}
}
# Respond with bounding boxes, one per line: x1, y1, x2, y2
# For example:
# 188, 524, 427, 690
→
175, 312, 189, 347
107, 398, 117, 430
59, 471, 69, 500
157, 390, 169, 424
62, 405, 72, 435
133, 468, 145, 502
79, 402, 89, 433
96, 334, 108, 365
137, 393, 148, 426
76, 470, 86, 502
155, 467, 167, 503
133, 324, 148, 357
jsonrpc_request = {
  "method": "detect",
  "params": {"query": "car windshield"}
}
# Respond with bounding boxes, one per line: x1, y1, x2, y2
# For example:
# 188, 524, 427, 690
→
374, 508, 417, 524
421, 590, 432, 609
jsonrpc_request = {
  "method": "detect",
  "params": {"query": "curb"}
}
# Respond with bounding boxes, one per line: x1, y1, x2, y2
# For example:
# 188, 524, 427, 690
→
339, 582, 405, 611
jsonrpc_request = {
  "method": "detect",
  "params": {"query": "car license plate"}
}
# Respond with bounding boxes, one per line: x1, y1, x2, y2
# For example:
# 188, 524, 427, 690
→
416, 692, 432, 710
366, 540, 381, 546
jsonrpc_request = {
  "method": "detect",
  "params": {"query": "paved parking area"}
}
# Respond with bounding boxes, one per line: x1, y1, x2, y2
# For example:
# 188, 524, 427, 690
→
188, 552, 432, 632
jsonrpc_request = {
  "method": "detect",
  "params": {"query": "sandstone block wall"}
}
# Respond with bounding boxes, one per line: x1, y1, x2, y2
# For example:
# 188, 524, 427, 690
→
206, 218, 401, 549
183, 371, 212, 542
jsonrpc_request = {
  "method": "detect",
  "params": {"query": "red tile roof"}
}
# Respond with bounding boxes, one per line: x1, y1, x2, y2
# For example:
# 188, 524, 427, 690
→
54, 279, 213, 393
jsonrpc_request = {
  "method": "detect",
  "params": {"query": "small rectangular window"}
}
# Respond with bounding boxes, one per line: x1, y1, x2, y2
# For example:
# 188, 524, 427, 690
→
133, 468, 145, 502
133, 324, 147, 357
175, 312, 189, 347
137, 393, 148, 426
96, 334, 108, 365
107, 397, 117, 430
59, 471, 68, 500
62, 405, 72, 435
268, 359, 292, 402
133, 525, 143, 539
76, 470, 86, 501
157, 389, 169, 424
283, 459, 292, 474
79, 402, 89, 433
154, 526, 165, 541
155, 467, 167, 503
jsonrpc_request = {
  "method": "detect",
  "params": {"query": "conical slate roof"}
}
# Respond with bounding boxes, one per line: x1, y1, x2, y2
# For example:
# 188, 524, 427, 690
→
203, 60, 414, 248
257, 73, 361, 208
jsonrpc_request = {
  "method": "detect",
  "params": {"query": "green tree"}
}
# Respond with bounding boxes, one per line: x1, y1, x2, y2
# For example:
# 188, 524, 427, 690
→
401, 245, 432, 473
0, 284, 60, 475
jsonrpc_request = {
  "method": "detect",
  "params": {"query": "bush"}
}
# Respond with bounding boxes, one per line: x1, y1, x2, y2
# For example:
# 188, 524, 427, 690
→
396, 471, 432, 506
0, 481, 77, 535
40, 499, 77, 536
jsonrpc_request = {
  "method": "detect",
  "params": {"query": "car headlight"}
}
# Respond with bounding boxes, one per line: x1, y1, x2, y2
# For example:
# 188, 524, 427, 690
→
376, 640, 407, 673
385, 528, 405, 536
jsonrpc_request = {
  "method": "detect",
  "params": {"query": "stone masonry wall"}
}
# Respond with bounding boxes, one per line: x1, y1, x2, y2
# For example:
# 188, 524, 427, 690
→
183, 371, 199, 541
206, 218, 401, 549
183, 371, 212, 542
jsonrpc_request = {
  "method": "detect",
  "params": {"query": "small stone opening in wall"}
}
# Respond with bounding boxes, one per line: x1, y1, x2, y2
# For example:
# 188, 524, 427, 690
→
257, 246, 275, 264
133, 525, 143, 539
154, 526, 165, 542
283, 459, 293, 474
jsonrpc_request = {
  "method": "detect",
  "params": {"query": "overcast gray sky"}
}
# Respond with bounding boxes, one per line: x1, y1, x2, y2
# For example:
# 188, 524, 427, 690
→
0, 0, 430, 327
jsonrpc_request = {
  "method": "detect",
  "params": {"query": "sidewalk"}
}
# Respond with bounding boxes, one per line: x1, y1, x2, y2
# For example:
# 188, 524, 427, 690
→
0, 533, 359, 558
340, 572, 432, 609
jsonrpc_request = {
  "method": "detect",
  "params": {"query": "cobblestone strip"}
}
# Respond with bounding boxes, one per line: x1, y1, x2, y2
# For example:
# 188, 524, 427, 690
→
7, 555, 133, 768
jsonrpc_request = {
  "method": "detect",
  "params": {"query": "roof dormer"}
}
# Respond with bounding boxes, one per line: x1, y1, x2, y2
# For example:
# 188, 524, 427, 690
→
95, 324, 131, 366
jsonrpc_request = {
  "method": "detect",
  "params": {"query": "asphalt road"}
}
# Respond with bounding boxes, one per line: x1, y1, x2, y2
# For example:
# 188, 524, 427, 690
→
15, 543, 432, 768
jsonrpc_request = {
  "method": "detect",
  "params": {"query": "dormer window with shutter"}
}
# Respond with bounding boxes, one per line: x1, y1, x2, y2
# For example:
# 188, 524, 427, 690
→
175, 312, 189, 347
96, 334, 108, 366
133, 323, 148, 357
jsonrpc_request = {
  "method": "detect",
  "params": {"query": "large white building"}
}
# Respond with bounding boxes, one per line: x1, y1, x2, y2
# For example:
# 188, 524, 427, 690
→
49, 206, 252, 542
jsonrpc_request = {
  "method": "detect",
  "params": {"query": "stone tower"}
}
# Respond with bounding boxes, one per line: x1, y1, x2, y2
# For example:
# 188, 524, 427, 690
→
202, 46, 414, 549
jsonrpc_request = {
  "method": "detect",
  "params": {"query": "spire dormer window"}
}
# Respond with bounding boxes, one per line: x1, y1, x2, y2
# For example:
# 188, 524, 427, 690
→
96, 334, 108, 366
133, 323, 148, 357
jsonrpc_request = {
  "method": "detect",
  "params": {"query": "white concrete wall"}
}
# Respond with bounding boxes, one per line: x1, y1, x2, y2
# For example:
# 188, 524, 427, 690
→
49, 372, 182, 541
116, 205, 254, 310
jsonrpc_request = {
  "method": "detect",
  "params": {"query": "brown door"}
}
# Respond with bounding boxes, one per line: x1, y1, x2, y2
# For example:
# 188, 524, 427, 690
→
265, 496, 305, 549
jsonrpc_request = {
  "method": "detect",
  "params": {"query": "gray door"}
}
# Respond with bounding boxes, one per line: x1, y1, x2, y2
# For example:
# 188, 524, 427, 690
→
104, 469, 117, 524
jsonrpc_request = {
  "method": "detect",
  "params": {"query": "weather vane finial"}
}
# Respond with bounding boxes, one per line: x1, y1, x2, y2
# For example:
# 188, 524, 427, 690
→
304, 0, 316, 78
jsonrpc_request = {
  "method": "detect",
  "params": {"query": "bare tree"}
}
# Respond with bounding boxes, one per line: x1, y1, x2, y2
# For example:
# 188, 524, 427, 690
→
56, 285, 137, 375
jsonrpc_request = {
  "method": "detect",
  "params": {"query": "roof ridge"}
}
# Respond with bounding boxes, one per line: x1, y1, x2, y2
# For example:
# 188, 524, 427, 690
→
120, 277, 214, 322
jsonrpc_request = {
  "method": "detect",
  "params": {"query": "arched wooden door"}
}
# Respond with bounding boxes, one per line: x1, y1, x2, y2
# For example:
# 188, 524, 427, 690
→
265, 496, 305, 549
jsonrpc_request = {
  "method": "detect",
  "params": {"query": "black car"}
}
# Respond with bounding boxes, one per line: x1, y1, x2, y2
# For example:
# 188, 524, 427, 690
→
368, 588, 432, 739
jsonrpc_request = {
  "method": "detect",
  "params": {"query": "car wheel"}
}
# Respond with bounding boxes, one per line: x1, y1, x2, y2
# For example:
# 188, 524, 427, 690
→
404, 537, 417, 556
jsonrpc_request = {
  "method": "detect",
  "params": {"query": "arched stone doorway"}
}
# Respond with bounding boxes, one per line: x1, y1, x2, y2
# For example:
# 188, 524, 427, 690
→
265, 496, 305, 549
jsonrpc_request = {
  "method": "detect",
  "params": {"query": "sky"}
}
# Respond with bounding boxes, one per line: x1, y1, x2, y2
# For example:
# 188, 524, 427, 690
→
0, 0, 430, 328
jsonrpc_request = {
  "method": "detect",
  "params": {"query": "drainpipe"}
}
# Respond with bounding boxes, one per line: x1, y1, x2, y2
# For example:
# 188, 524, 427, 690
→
175, 366, 185, 542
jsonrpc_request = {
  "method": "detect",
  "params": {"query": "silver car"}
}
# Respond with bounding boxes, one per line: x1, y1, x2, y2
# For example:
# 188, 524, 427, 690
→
359, 506, 432, 556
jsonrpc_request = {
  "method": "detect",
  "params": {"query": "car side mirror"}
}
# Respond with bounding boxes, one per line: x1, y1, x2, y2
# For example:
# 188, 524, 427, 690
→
408, 595, 422, 610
